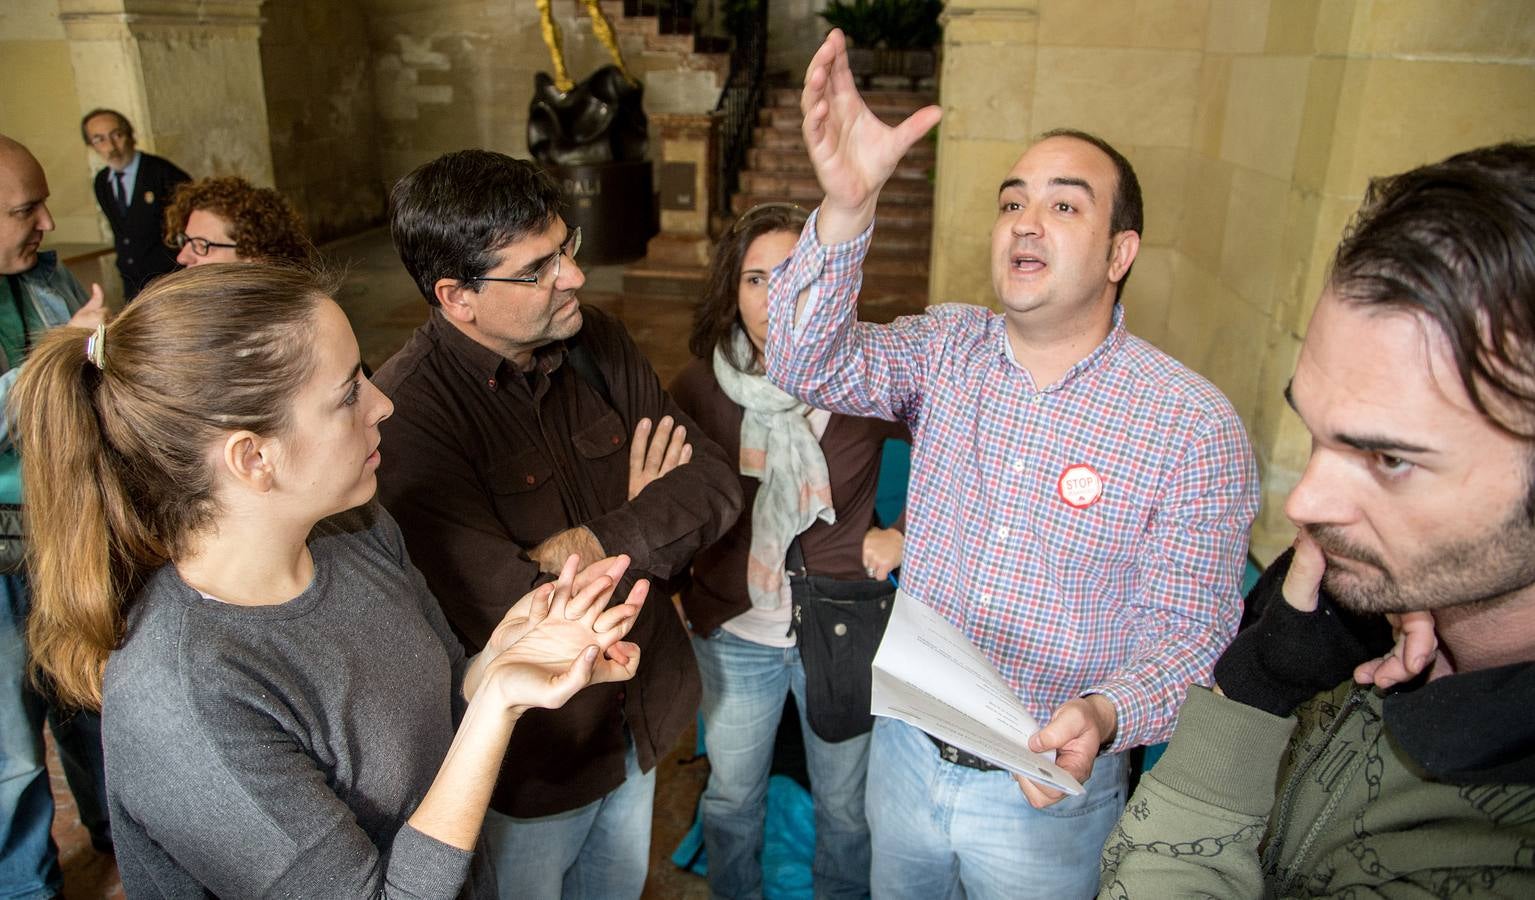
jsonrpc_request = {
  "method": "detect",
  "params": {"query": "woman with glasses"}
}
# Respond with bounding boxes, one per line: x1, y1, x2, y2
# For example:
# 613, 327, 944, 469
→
669, 203, 909, 899
164, 175, 314, 268
12, 263, 648, 898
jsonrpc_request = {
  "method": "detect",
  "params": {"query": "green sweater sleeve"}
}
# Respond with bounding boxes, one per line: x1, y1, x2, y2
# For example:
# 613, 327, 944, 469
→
1099, 685, 1296, 899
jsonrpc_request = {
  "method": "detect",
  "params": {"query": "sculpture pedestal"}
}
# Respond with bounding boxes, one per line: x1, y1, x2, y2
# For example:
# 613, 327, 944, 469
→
542, 160, 655, 266
622, 112, 721, 297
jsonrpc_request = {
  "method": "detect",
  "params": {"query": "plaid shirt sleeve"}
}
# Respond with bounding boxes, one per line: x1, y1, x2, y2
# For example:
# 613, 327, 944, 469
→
764, 209, 937, 424
1085, 408, 1259, 750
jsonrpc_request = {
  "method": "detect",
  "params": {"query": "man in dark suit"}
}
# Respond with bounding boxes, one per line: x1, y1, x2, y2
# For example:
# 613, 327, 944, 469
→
82, 108, 189, 300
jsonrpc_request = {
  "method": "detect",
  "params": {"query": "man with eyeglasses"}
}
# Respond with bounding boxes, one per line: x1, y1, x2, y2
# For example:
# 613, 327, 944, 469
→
80, 108, 189, 301
373, 149, 741, 899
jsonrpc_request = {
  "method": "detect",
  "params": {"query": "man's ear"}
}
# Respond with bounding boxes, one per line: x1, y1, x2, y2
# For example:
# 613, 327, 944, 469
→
435, 278, 476, 324
221, 431, 276, 494
1108, 230, 1140, 286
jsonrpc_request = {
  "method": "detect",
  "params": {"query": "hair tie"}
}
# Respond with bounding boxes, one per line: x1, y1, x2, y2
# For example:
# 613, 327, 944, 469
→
85, 324, 106, 371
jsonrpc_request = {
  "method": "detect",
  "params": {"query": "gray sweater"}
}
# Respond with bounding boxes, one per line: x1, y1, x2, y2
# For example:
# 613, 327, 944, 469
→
102, 505, 496, 899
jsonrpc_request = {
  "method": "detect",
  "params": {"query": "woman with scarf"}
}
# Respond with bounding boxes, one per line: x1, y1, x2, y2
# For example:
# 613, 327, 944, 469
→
670, 203, 908, 899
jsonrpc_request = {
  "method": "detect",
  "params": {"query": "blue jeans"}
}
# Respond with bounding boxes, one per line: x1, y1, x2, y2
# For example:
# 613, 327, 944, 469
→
693, 629, 871, 900
0, 573, 59, 900
482, 731, 655, 900
866, 717, 1127, 900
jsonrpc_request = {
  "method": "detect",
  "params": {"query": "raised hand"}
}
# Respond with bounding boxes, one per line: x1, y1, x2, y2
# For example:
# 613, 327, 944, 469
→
1354, 611, 1442, 689
628, 416, 691, 500
1286, 533, 1440, 689
68, 283, 108, 329
479, 554, 646, 712
801, 29, 942, 244
485, 554, 634, 654
1279, 528, 1326, 611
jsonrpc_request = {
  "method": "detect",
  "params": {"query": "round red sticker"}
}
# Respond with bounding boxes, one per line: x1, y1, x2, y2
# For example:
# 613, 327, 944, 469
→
1057, 464, 1104, 509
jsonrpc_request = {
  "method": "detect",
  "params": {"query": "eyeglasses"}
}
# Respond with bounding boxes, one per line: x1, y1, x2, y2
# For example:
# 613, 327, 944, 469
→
471, 227, 583, 289
171, 232, 239, 257
727, 202, 808, 236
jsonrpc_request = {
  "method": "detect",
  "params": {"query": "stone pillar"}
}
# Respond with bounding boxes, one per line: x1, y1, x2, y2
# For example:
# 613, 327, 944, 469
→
58, 0, 275, 187
927, 0, 1039, 308
624, 110, 721, 295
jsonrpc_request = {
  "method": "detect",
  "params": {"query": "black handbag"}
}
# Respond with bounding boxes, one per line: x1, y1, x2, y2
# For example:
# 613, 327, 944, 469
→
0, 502, 22, 572
788, 539, 895, 743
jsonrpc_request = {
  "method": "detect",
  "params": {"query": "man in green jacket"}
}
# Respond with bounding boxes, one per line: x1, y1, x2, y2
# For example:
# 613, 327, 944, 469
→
1100, 142, 1535, 897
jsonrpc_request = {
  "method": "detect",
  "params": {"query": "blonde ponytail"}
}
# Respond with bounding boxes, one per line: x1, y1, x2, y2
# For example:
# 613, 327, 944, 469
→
11, 263, 334, 708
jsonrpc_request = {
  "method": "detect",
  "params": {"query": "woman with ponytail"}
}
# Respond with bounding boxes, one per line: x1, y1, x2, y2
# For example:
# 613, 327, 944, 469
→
12, 263, 646, 898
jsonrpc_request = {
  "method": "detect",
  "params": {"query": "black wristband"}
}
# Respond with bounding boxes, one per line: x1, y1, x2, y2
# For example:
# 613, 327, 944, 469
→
1214, 549, 1389, 717
1215, 599, 1368, 716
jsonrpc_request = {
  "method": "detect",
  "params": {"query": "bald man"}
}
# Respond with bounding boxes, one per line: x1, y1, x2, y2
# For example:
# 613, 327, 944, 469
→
0, 134, 110, 898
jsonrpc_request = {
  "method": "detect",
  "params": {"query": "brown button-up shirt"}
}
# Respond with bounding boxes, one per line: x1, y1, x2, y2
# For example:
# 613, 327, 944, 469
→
373, 307, 741, 818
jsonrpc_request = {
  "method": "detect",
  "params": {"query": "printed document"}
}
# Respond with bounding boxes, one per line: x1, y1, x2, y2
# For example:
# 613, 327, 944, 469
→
871, 590, 1085, 795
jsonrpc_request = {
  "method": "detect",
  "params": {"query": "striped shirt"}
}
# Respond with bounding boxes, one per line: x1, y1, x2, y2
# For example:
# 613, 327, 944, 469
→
765, 212, 1259, 750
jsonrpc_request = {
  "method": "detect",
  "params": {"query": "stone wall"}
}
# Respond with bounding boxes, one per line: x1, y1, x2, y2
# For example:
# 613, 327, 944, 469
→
361, 0, 725, 190
2, 0, 277, 301
0, 0, 99, 243
769, 0, 830, 79
59, 0, 275, 187
930, 0, 1535, 562
259, 0, 386, 242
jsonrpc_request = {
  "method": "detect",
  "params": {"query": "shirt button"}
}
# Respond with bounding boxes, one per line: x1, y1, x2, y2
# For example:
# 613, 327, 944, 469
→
1011, 460, 1025, 474
996, 527, 1010, 541
833, 623, 848, 637
610, 434, 622, 446
1031, 393, 1044, 404
616, 690, 626, 703
524, 474, 536, 485
978, 595, 989, 607
487, 377, 497, 389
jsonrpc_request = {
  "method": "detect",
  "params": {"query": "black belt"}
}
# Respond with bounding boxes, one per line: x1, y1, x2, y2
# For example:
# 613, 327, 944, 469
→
927, 734, 1003, 772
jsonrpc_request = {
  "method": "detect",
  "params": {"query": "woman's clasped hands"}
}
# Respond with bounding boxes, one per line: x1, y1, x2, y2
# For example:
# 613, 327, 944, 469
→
476, 553, 647, 713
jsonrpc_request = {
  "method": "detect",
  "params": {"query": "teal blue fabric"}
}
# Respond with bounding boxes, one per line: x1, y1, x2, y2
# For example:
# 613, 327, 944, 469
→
874, 439, 910, 528
0, 448, 20, 506
671, 772, 814, 900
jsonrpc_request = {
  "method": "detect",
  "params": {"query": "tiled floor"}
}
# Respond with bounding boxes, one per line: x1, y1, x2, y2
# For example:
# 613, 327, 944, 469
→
47, 226, 923, 898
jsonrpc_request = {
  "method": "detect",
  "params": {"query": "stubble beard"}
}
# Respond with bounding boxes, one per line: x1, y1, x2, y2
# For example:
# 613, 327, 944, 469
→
1308, 507, 1535, 615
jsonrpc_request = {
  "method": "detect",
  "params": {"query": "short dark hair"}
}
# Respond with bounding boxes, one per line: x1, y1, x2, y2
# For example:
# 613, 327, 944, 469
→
80, 109, 132, 144
1328, 142, 1535, 441
689, 203, 810, 372
1035, 128, 1144, 300
389, 150, 565, 305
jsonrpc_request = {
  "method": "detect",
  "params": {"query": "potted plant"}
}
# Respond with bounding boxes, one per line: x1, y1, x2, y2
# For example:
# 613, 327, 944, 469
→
821, 0, 943, 86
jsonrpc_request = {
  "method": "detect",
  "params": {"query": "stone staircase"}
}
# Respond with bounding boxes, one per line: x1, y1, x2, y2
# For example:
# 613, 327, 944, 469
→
581, 0, 731, 109
727, 86, 937, 319
626, 83, 937, 319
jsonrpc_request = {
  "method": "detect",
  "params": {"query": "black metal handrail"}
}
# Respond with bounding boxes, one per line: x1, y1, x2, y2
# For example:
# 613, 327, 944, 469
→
713, 0, 769, 219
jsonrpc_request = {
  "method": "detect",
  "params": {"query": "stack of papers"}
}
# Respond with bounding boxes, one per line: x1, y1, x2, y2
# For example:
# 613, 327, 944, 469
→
871, 590, 1085, 795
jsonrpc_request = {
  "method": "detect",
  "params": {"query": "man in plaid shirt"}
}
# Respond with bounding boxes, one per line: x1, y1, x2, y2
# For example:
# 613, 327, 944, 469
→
764, 31, 1260, 898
